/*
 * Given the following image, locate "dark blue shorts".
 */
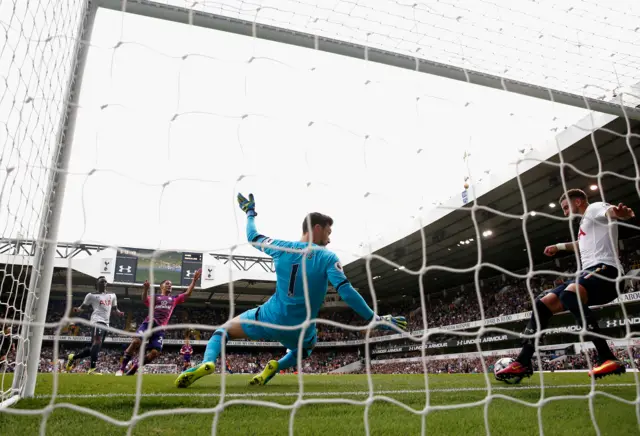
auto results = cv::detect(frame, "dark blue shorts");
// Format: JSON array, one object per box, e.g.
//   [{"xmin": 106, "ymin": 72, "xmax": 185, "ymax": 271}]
[
  {"xmin": 546, "ymin": 264, "xmax": 620, "ymax": 306},
  {"xmin": 136, "ymin": 321, "xmax": 165, "ymax": 351}
]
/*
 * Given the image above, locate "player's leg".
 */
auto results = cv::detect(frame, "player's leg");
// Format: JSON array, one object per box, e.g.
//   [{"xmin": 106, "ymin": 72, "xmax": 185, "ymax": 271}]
[
  {"xmin": 126, "ymin": 332, "xmax": 164, "ymax": 376},
  {"xmin": 182, "ymin": 355, "xmax": 191, "ymax": 371},
  {"xmin": 497, "ymin": 285, "xmax": 565, "ymax": 380},
  {"xmin": 250, "ymin": 330, "xmax": 316, "ymax": 386},
  {"xmin": 87, "ymin": 324, "xmax": 108, "ymax": 375},
  {"xmin": 117, "ymin": 322, "xmax": 146, "ymax": 376},
  {"xmin": 561, "ymin": 266, "xmax": 625, "ymax": 379},
  {"xmin": 125, "ymin": 349, "xmax": 161, "ymax": 375},
  {"xmin": 67, "ymin": 325, "xmax": 101, "ymax": 372},
  {"xmin": 175, "ymin": 311, "xmax": 252, "ymax": 388},
  {"xmin": 66, "ymin": 346, "xmax": 90, "ymax": 372},
  {"xmin": 118, "ymin": 339, "xmax": 141, "ymax": 374},
  {"xmin": 560, "ymin": 284, "xmax": 616, "ymax": 362}
]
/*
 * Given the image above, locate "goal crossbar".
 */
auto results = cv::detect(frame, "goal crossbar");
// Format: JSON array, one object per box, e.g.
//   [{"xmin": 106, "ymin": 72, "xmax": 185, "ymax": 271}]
[{"xmin": 95, "ymin": 0, "xmax": 640, "ymax": 121}]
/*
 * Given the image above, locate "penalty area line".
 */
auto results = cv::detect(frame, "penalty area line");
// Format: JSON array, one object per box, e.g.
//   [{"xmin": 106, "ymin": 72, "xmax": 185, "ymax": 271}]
[{"xmin": 35, "ymin": 383, "xmax": 636, "ymax": 399}]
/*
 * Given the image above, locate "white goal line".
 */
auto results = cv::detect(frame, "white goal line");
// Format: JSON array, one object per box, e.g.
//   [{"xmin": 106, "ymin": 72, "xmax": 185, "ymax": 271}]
[{"xmin": 33, "ymin": 383, "xmax": 636, "ymax": 400}]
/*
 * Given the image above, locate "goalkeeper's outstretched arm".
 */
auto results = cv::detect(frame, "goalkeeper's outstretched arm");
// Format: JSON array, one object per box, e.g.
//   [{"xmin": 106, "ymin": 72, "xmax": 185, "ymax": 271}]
[
  {"xmin": 245, "ymin": 213, "xmax": 286, "ymax": 257},
  {"xmin": 238, "ymin": 191, "xmax": 267, "ymax": 246},
  {"xmin": 327, "ymin": 256, "xmax": 407, "ymax": 331},
  {"xmin": 335, "ymin": 279, "xmax": 375, "ymax": 321},
  {"xmin": 239, "ymin": 193, "xmax": 290, "ymax": 258},
  {"xmin": 246, "ymin": 215, "xmax": 262, "ymax": 246}
]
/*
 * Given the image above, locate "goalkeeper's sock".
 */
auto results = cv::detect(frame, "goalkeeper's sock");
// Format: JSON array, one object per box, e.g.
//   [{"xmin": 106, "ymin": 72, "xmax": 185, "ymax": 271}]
[
  {"xmin": 89, "ymin": 344, "xmax": 100, "ymax": 369},
  {"xmin": 559, "ymin": 290, "xmax": 616, "ymax": 363},
  {"xmin": 277, "ymin": 350, "xmax": 298, "ymax": 371},
  {"xmin": 517, "ymin": 299, "xmax": 553, "ymax": 365},
  {"xmin": 203, "ymin": 329, "xmax": 228, "ymax": 364},
  {"xmin": 120, "ymin": 353, "xmax": 133, "ymax": 372},
  {"xmin": 73, "ymin": 347, "xmax": 91, "ymax": 361}
]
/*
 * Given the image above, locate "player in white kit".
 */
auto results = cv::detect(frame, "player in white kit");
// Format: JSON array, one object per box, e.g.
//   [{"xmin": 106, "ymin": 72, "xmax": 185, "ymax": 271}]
[
  {"xmin": 498, "ymin": 189, "xmax": 634, "ymax": 381},
  {"xmin": 65, "ymin": 276, "xmax": 124, "ymax": 374}
]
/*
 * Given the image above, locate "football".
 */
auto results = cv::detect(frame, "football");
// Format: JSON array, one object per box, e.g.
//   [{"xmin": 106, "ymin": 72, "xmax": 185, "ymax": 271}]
[{"xmin": 494, "ymin": 357, "xmax": 523, "ymax": 384}]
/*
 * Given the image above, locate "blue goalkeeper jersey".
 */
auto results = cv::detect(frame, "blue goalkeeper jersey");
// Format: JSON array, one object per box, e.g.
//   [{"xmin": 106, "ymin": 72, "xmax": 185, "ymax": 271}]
[{"xmin": 245, "ymin": 216, "xmax": 374, "ymax": 327}]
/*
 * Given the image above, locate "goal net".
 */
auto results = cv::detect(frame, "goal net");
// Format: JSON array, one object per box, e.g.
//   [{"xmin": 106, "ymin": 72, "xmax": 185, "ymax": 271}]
[
  {"xmin": 0, "ymin": 0, "xmax": 90, "ymax": 404},
  {"xmin": 1, "ymin": 0, "xmax": 640, "ymax": 434}
]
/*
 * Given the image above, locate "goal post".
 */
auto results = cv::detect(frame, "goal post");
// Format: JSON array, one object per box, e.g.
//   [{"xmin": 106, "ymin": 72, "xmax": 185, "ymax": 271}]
[{"xmin": 6, "ymin": 0, "xmax": 98, "ymax": 401}]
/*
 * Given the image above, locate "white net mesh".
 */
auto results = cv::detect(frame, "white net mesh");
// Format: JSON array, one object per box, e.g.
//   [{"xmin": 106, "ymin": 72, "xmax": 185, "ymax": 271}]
[
  {"xmin": 0, "ymin": 0, "xmax": 87, "ymax": 402},
  {"xmin": 177, "ymin": 0, "xmax": 640, "ymax": 101},
  {"xmin": 1, "ymin": 0, "xmax": 640, "ymax": 434}
]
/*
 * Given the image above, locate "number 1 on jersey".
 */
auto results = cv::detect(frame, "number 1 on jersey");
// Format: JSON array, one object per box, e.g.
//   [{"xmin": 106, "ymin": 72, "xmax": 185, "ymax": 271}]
[{"xmin": 288, "ymin": 264, "xmax": 300, "ymax": 297}]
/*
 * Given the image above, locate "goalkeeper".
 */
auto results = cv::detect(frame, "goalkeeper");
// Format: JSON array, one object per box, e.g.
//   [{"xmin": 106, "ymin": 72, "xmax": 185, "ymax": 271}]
[{"xmin": 175, "ymin": 193, "xmax": 407, "ymax": 387}]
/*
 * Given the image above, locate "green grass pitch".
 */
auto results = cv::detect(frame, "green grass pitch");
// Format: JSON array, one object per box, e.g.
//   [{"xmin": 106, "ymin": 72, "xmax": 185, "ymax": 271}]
[{"xmin": 1, "ymin": 373, "xmax": 638, "ymax": 435}]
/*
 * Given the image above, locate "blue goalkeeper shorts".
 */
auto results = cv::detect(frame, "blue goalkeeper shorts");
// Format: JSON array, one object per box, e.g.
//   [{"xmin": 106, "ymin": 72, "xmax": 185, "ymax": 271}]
[{"xmin": 239, "ymin": 307, "xmax": 317, "ymax": 352}]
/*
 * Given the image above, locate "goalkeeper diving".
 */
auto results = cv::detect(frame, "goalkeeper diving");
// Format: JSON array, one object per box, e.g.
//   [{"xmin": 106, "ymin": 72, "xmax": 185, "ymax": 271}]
[{"xmin": 175, "ymin": 193, "xmax": 407, "ymax": 387}]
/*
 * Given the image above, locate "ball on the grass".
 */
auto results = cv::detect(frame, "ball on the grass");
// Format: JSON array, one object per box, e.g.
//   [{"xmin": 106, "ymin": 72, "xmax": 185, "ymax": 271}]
[{"xmin": 493, "ymin": 357, "xmax": 522, "ymax": 384}]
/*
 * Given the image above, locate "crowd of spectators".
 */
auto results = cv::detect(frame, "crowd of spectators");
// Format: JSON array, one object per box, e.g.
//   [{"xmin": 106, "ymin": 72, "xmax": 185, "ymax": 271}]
[
  {"xmin": 27, "ymin": 345, "xmax": 639, "ymax": 376},
  {"xmin": 3, "ymin": 236, "xmax": 637, "ymax": 379},
  {"xmin": 355, "ymin": 346, "xmax": 640, "ymax": 375},
  {"xmin": 27, "ymin": 345, "xmax": 359, "ymax": 375},
  {"xmin": 40, "ymin": 241, "xmax": 640, "ymax": 344}
]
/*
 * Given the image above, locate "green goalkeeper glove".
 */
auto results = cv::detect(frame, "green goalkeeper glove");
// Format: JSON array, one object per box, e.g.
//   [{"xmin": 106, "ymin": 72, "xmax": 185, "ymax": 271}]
[
  {"xmin": 376, "ymin": 314, "xmax": 408, "ymax": 332},
  {"xmin": 237, "ymin": 193, "xmax": 257, "ymax": 217}
]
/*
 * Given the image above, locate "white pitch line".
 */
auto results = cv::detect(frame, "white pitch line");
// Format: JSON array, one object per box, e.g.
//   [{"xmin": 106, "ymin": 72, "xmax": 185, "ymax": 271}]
[{"xmin": 34, "ymin": 383, "xmax": 636, "ymax": 400}]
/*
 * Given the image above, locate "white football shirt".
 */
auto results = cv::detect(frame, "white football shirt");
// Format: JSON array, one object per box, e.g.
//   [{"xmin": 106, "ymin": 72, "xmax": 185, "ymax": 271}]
[
  {"xmin": 82, "ymin": 292, "xmax": 117, "ymax": 326},
  {"xmin": 578, "ymin": 202, "xmax": 618, "ymax": 269}
]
